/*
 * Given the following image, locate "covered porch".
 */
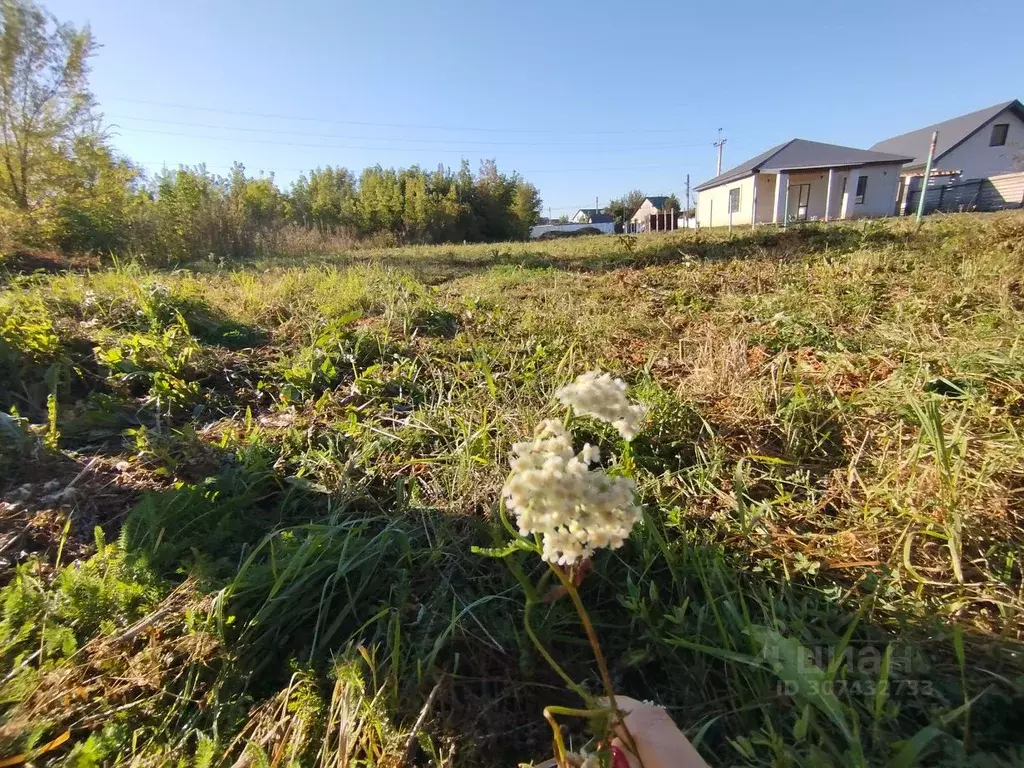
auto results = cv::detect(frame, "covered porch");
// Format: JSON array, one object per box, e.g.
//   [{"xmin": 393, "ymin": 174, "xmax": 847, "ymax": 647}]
[{"xmin": 751, "ymin": 167, "xmax": 855, "ymax": 225}]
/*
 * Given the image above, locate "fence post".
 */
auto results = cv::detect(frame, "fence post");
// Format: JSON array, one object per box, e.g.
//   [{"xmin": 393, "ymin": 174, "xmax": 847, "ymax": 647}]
[{"xmin": 916, "ymin": 130, "xmax": 938, "ymax": 226}]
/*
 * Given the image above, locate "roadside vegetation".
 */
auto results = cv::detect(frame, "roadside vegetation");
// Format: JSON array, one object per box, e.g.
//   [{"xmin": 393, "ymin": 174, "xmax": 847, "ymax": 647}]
[
  {"xmin": 0, "ymin": 0, "xmax": 543, "ymax": 267},
  {"xmin": 2, "ymin": 212, "xmax": 1023, "ymax": 765}
]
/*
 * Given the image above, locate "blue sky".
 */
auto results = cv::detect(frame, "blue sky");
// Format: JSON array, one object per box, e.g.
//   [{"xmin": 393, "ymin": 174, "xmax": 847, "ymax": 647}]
[{"xmin": 50, "ymin": 0, "xmax": 1024, "ymax": 217}]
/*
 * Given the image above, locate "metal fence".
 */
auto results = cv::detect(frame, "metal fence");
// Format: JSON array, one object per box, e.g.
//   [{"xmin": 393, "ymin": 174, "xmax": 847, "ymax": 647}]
[{"xmin": 906, "ymin": 172, "xmax": 1024, "ymax": 215}]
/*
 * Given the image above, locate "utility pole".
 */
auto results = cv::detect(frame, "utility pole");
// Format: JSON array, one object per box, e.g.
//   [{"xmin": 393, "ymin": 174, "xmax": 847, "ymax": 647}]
[
  {"xmin": 685, "ymin": 173, "xmax": 691, "ymax": 229},
  {"xmin": 714, "ymin": 128, "xmax": 727, "ymax": 176},
  {"xmin": 915, "ymin": 130, "xmax": 939, "ymax": 227}
]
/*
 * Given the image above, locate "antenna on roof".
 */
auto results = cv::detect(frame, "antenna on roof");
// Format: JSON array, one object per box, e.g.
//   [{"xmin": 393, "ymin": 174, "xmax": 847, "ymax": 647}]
[{"xmin": 713, "ymin": 128, "xmax": 727, "ymax": 176}]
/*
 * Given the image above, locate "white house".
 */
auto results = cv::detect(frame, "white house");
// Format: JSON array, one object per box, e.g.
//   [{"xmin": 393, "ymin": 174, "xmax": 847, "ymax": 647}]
[
  {"xmin": 570, "ymin": 208, "xmax": 615, "ymax": 225},
  {"xmin": 531, "ymin": 208, "xmax": 616, "ymax": 238},
  {"xmin": 870, "ymin": 99, "xmax": 1024, "ymax": 214},
  {"xmin": 629, "ymin": 196, "xmax": 672, "ymax": 226},
  {"xmin": 694, "ymin": 139, "xmax": 912, "ymax": 227}
]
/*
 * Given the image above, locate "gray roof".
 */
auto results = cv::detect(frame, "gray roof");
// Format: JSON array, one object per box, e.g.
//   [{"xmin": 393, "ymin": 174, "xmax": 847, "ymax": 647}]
[
  {"xmin": 573, "ymin": 208, "xmax": 614, "ymax": 223},
  {"xmin": 870, "ymin": 100, "xmax": 1024, "ymax": 169},
  {"xmin": 694, "ymin": 139, "xmax": 913, "ymax": 191},
  {"xmin": 644, "ymin": 195, "xmax": 670, "ymax": 209}
]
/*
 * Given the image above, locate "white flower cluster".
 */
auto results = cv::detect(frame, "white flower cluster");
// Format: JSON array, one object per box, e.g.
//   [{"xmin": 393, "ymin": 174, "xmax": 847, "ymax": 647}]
[
  {"xmin": 555, "ymin": 371, "xmax": 647, "ymax": 440},
  {"xmin": 503, "ymin": 419, "xmax": 641, "ymax": 566}
]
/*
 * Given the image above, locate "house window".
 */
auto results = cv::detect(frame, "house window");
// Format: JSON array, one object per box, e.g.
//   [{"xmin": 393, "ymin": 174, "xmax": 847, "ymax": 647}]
[
  {"xmin": 990, "ymin": 123, "xmax": 1009, "ymax": 146},
  {"xmin": 855, "ymin": 176, "xmax": 868, "ymax": 204},
  {"xmin": 728, "ymin": 187, "xmax": 740, "ymax": 213}
]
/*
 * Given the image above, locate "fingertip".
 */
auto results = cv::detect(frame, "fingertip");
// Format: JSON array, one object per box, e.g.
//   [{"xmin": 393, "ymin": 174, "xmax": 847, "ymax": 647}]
[{"xmin": 609, "ymin": 739, "xmax": 640, "ymax": 768}]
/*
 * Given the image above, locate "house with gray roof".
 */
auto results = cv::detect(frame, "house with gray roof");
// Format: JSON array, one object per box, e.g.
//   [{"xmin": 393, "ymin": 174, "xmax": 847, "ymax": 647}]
[
  {"xmin": 871, "ymin": 100, "xmax": 1024, "ymax": 214},
  {"xmin": 694, "ymin": 139, "xmax": 912, "ymax": 227},
  {"xmin": 871, "ymin": 100, "xmax": 1024, "ymax": 178},
  {"xmin": 629, "ymin": 196, "xmax": 674, "ymax": 227},
  {"xmin": 570, "ymin": 208, "xmax": 615, "ymax": 224}
]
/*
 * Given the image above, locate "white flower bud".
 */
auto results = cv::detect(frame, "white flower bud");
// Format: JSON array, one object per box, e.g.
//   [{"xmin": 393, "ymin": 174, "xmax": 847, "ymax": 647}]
[{"xmin": 555, "ymin": 371, "xmax": 647, "ymax": 441}]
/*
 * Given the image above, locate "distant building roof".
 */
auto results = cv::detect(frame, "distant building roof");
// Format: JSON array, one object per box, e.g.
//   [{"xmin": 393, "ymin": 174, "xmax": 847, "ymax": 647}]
[
  {"xmin": 870, "ymin": 99, "xmax": 1024, "ymax": 169},
  {"xmin": 573, "ymin": 208, "xmax": 614, "ymax": 223},
  {"xmin": 628, "ymin": 196, "xmax": 675, "ymax": 220},
  {"xmin": 694, "ymin": 139, "xmax": 913, "ymax": 191}
]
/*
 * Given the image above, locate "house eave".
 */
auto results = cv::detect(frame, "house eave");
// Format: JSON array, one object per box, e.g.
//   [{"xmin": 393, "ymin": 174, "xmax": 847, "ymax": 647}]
[
  {"xmin": 695, "ymin": 154, "xmax": 912, "ymax": 192},
  {"xmin": 693, "ymin": 171, "xmax": 753, "ymax": 192}
]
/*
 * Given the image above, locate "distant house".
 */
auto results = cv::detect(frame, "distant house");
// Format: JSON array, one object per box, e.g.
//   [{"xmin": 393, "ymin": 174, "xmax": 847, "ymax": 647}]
[
  {"xmin": 570, "ymin": 208, "xmax": 615, "ymax": 224},
  {"xmin": 694, "ymin": 139, "xmax": 912, "ymax": 227},
  {"xmin": 531, "ymin": 208, "xmax": 616, "ymax": 238},
  {"xmin": 629, "ymin": 196, "xmax": 672, "ymax": 226},
  {"xmin": 870, "ymin": 99, "xmax": 1024, "ymax": 214}
]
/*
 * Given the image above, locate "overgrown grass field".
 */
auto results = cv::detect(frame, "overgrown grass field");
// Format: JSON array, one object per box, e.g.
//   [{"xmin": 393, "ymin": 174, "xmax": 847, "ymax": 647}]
[{"xmin": 2, "ymin": 213, "xmax": 1023, "ymax": 766}]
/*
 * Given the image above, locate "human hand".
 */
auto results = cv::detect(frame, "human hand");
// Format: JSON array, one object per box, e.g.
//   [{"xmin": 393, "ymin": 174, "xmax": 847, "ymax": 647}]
[{"xmin": 605, "ymin": 696, "xmax": 708, "ymax": 768}]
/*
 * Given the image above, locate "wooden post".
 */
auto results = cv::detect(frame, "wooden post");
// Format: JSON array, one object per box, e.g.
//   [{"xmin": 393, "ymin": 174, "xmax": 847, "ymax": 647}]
[{"xmin": 709, "ymin": 199, "xmax": 713, "ymax": 228}]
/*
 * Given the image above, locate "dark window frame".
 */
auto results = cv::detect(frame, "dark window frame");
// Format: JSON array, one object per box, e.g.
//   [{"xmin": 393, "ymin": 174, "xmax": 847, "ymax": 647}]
[
  {"xmin": 790, "ymin": 182, "xmax": 811, "ymax": 220},
  {"xmin": 855, "ymin": 175, "xmax": 868, "ymax": 204},
  {"xmin": 728, "ymin": 187, "xmax": 741, "ymax": 213},
  {"xmin": 990, "ymin": 123, "xmax": 1009, "ymax": 147}
]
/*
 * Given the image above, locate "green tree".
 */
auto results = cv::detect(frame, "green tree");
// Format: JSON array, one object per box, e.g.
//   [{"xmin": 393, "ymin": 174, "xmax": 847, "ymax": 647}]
[
  {"xmin": 604, "ymin": 189, "xmax": 645, "ymax": 223},
  {"xmin": 287, "ymin": 166, "xmax": 357, "ymax": 231},
  {"xmin": 512, "ymin": 180, "xmax": 541, "ymax": 234},
  {"xmin": 358, "ymin": 165, "xmax": 403, "ymax": 235},
  {"xmin": 0, "ymin": 0, "xmax": 96, "ymax": 213},
  {"xmin": 662, "ymin": 193, "xmax": 681, "ymax": 212},
  {"xmin": 51, "ymin": 136, "xmax": 140, "ymax": 253},
  {"xmin": 230, "ymin": 163, "xmax": 283, "ymax": 230}
]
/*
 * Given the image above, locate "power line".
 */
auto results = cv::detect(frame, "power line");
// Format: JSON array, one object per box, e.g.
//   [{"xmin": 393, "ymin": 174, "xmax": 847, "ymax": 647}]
[
  {"xmin": 108, "ymin": 114, "xmax": 706, "ymax": 149},
  {"xmin": 114, "ymin": 126, "xmax": 701, "ymax": 155},
  {"xmin": 134, "ymin": 159, "xmax": 681, "ymax": 175},
  {"xmin": 105, "ymin": 96, "xmax": 701, "ymax": 136}
]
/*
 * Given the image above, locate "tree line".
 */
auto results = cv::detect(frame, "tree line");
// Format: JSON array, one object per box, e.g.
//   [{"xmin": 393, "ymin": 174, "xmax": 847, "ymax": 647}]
[{"xmin": 0, "ymin": 0, "xmax": 542, "ymax": 263}]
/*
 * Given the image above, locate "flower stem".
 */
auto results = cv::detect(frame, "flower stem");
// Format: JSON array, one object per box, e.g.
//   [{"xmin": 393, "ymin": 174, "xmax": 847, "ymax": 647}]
[
  {"xmin": 544, "ymin": 706, "xmax": 570, "ymax": 768},
  {"xmin": 544, "ymin": 705, "xmax": 618, "ymax": 768},
  {"xmin": 549, "ymin": 564, "xmax": 617, "ymax": 707},
  {"xmin": 549, "ymin": 562, "xmax": 646, "ymax": 768},
  {"xmin": 524, "ymin": 599, "xmax": 590, "ymax": 700}
]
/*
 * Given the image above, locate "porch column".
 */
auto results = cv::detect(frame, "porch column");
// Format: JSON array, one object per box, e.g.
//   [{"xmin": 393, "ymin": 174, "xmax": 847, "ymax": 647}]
[
  {"xmin": 824, "ymin": 168, "xmax": 835, "ymax": 222},
  {"xmin": 751, "ymin": 174, "xmax": 758, "ymax": 229},
  {"xmin": 773, "ymin": 171, "xmax": 788, "ymax": 225},
  {"xmin": 825, "ymin": 168, "xmax": 845, "ymax": 221},
  {"xmin": 841, "ymin": 169, "xmax": 861, "ymax": 219}
]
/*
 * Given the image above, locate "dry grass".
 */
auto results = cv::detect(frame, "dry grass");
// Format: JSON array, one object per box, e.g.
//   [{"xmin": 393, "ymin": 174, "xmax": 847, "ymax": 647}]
[{"xmin": 1, "ymin": 212, "xmax": 1024, "ymax": 765}]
